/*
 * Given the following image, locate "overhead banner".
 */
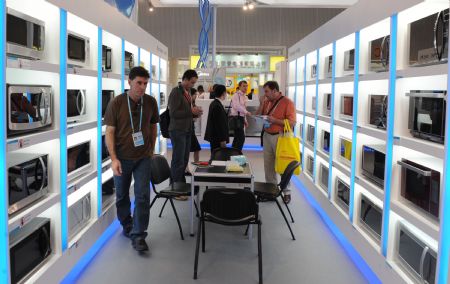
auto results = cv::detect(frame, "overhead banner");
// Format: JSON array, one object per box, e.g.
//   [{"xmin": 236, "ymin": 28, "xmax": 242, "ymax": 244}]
[{"xmin": 104, "ymin": 0, "xmax": 138, "ymax": 23}]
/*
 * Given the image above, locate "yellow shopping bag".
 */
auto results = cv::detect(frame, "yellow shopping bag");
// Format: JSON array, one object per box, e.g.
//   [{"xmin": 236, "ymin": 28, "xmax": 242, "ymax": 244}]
[{"xmin": 275, "ymin": 120, "xmax": 301, "ymax": 175}]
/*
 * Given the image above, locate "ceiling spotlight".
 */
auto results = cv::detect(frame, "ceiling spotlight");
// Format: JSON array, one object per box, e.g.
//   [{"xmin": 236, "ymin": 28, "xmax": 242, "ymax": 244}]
[
  {"xmin": 248, "ymin": 2, "xmax": 254, "ymax": 9},
  {"xmin": 243, "ymin": 4, "xmax": 248, "ymax": 11},
  {"xmin": 148, "ymin": 1, "xmax": 154, "ymax": 12}
]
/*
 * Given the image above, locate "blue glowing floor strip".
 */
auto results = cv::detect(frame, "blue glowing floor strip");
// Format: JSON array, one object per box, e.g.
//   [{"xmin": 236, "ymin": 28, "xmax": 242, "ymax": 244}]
[
  {"xmin": 292, "ymin": 177, "xmax": 381, "ymax": 284},
  {"xmin": 60, "ymin": 220, "xmax": 121, "ymax": 284},
  {"xmin": 349, "ymin": 31, "xmax": 360, "ymax": 223},
  {"xmin": 312, "ymin": 49, "xmax": 320, "ymax": 181},
  {"xmin": 301, "ymin": 56, "xmax": 307, "ymax": 170},
  {"xmin": 121, "ymin": 38, "xmax": 125, "ymax": 93},
  {"xmin": 0, "ymin": 0, "xmax": 9, "ymax": 282},
  {"xmin": 60, "ymin": 8, "xmax": 69, "ymax": 251},
  {"xmin": 327, "ymin": 41, "xmax": 337, "ymax": 200},
  {"xmin": 381, "ymin": 14, "xmax": 397, "ymax": 258},
  {"xmin": 97, "ymin": 27, "xmax": 103, "ymax": 218},
  {"xmin": 167, "ymin": 143, "xmax": 262, "ymax": 151}
]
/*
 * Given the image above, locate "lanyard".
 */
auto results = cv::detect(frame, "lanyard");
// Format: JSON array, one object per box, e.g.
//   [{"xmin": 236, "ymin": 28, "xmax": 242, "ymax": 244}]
[{"xmin": 127, "ymin": 94, "xmax": 143, "ymax": 133}]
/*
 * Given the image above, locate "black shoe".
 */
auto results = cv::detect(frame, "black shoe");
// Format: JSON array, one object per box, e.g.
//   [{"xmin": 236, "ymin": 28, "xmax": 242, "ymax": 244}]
[
  {"xmin": 132, "ymin": 238, "xmax": 149, "ymax": 252},
  {"xmin": 123, "ymin": 223, "xmax": 133, "ymax": 238}
]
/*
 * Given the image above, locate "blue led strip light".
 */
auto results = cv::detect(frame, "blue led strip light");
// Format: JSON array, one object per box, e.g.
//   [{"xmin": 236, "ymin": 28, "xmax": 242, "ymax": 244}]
[
  {"xmin": 0, "ymin": 0, "xmax": 9, "ymax": 282},
  {"xmin": 149, "ymin": 52, "xmax": 153, "ymax": 94},
  {"xmin": 327, "ymin": 41, "xmax": 337, "ymax": 200},
  {"xmin": 301, "ymin": 56, "xmax": 307, "ymax": 170},
  {"xmin": 381, "ymin": 14, "xmax": 398, "ymax": 258},
  {"xmin": 97, "ymin": 27, "xmax": 103, "ymax": 217},
  {"xmin": 312, "ymin": 49, "xmax": 320, "ymax": 181},
  {"xmin": 121, "ymin": 38, "xmax": 125, "ymax": 93},
  {"xmin": 348, "ymin": 31, "xmax": 360, "ymax": 223},
  {"xmin": 60, "ymin": 8, "xmax": 69, "ymax": 251},
  {"xmin": 137, "ymin": 47, "xmax": 141, "ymax": 68},
  {"xmin": 293, "ymin": 59, "xmax": 298, "ymax": 136},
  {"xmin": 292, "ymin": 177, "xmax": 381, "ymax": 284}
]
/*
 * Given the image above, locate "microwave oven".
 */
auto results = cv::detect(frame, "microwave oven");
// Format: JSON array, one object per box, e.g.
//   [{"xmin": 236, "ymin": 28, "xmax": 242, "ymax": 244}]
[
  {"xmin": 361, "ymin": 144, "xmax": 386, "ymax": 188},
  {"xmin": 396, "ymin": 224, "xmax": 437, "ymax": 284},
  {"xmin": 102, "ymin": 90, "xmax": 115, "ymax": 119},
  {"xmin": 335, "ymin": 177, "xmax": 350, "ymax": 213},
  {"xmin": 125, "ymin": 51, "xmax": 134, "ymax": 75},
  {"xmin": 322, "ymin": 130, "xmax": 330, "ymax": 153},
  {"xmin": 102, "ymin": 178, "xmax": 115, "ymax": 196},
  {"xmin": 307, "ymin": 124, "xmax": 315, "ymax": 146},
  {"xmin": 9, "ymin": 217, "xmax": 51, "ymax": 284},
  {"xmin": 67, "ymin": 31, "xmax": 90, "ymax": 67},
  {"xmin": 311, "ymin": 64, "xmax": 317, "ymax": 79},
  {"xmin": 324, "ymin": 93, "xmax": 331, "ymax": 116},
  {"xmin": 101, "ymin": 134, "xmax": 110, "ymax": 162},
  {"xmin": 359, "ymin": 195, "xmax": 382, "ymax": 241},
  {"xmin": 7, "ymin": 84, "xmax": 52, "ymax": 137},
  {"xmin": 369, "ymin": 95, "xmax": 388, "ymax": 129},
  {"xmin": 6, "ymin": 8, "xmax": 45, "ymax": 60},
  {"xmin": 325, "ymin": 55, "xmax": 333, "ymax": 78},
  {"xmin": 339, "ymin": 136, "xmax": 352, "ymax": 167},
  {"xmin": 319, "ymin": 163, "xmax": 329, "ymax": 192},
  {"xmin": 102, "ymin": 45, "xmax": 112, "ymax": 72},
  {"xmin": 306, "ymin": 155, "xmax": 314, "ymax": 177},
  {"xmin": 67, "ymin": 89, "xmax": 87, "ymax": 123},
  {"xmin": 369, "ymin": 35, "xmax": 390, "ymax": 72},
  {"xmin": 340, "ymin": 94, "xmax": 353, "ymax": 121},
  {"xmin": 312, "ymin": 96, "xmax": 316, "ymax": 111},
  {"xmin": 68, "ymin": 141, "xmax": 91, "ymax": 181},
  {"xmin": 409, "ymin": 9, "xmax": 448, "ymax": 66},
  {"xmin": 407, "ymin": 90, "xmax": 446, "ymax": 144},
  {"xmin": 344, "ymin": 49, "xmax": 355, "ymax": 71},
  {"xmin": 8, "ymin": 153, "xmax": 48, "ymax": 215},
  {"xmin": 68, "ymin": 194, "xmax": 91, "ymax": 239},
  {"xmin": 398, "ymin": 158, "xmax": 440, "ymax": 220}
]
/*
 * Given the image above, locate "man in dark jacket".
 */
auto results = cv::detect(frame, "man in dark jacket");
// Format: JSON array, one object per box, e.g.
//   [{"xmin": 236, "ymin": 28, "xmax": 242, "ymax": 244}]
[{"xmin": 204, "ymin": 84, "xmax": 229, "ymax": 153}]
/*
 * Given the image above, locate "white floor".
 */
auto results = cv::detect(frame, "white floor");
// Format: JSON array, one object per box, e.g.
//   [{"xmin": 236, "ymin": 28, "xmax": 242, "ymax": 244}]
[{"xmin": 74, "ymin": 150, "xmax": 368, "ymax": 284}]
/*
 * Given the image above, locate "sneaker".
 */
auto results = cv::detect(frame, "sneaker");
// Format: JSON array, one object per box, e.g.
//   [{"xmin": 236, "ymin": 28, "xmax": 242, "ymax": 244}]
[
  {"xmin": 123, "ymin": 223, "xmax": 133, "ymax": 238},
  {"xmin": 283, "ymin": 194, "xmax": 291, "ymax": 204},
  {"xmin": 132, "ymin": 238, "xmax": 149, "ymax": 252}
]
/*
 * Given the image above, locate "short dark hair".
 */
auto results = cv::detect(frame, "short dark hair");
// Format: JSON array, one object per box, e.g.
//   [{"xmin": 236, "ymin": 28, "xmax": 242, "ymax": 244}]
[
  {"xmin": 190, "ymin": 88, "xmax": 197, "ymax": 96},
  {"xmin": 213, "ymin": 85, "xmax": 226, "ymax": 98},
  {"xmin": 129, "ymin": 66, "xmax": 150, "ymax": 80},
  {"xmin": 238, "ymin": 80, "xmax": 247, "ymax": 87},
  {"xmin": 198, "ymin": 85, "xmax": 204, "ymax": 92},
  {"xmin": 182, "ymin": 69, "xmax": 198, "ymax": 81},
  {"xmin": 263, "ymin": 81, "xmax": 280, "ymax": 91}
]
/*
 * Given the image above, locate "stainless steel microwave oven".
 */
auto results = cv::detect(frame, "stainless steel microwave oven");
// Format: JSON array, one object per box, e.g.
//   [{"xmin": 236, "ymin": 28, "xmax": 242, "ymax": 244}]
[
  {"xmin": 67, "ymin": 89, "xmax": 87, "ymax": 123},
  {"xmin": 307, "ymin": 124, "xmax": 315, "ymax": 146},
  {"xmin": 340, "ymin": 94, "xmax": 353, "ymax": 121},
  {"xmin": 325, "ymin": 55, "xmax": 333, "ymax": 78},
  {"xmin": 361, "ymin": 144, "xmax": 386, "ymax": 188},
  {"xmin": 335, "ymin": 177, "xmax": 350, "ymax": 213},
  {"xmin": 102, "ymin": 45, "xmax": 112, "ymax": 72},
  {"xmin": 68, "ymin": 141, "xmax": 91, "ymax": 182},
  {"xmin": 369, "ymin": 95, "xmax": 388, "ymax": 129},
  {"xmin": 125, "ymin": 51, "xmax": 134, "ymax": 75},
  {"xmin": 319, "ymin": 163, "xmax": 329, "ymax": 192},
  {"xmin": 8, "ymin": 153, "xmax": 48, "ymax": 215},
  {"xmin": 359, "ymin": 195, "xmax": 382, "ymax": 241},
  {"xmin": 344, "ymin": 49, "xmax": 355, "ymax": 71},
  {"xmin": 306, "ymin": 155, "xmax": 314, "ymax": 177},
  {"xmin": 7, "ymin": 84, "xmax": 52, "ymax": 137},
  {"xmin": 322, "ymin": 130, "xmax": 330, "ymax": 154},
  {"xmin": 67, "ymin": 31, "xmax": 90, "ymax": 67},
  {"xmin": 68, "ymin": 194, "xmax": 91, "ymax": 239},
  {"xmin": 369, "ymin": 36, "xmax": 390, "ymax": 72},
  {"xmin": 6, "ymin": 8, "xmax": 45, "ymax": 60},
  {"xmin": 324, "ymin": 93, "xmax": 331, "ymax": 116}
]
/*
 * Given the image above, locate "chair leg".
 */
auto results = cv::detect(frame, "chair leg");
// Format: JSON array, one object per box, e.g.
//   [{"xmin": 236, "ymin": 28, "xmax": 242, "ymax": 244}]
[
  {"xmin": 159, "ymin": 198, "xmax": 169, "ymax": 218},
  {"xmin": 169, "ymin": 198, "xmax": 185, "ymax": 240},
  {"xmin": 275, "ymin": 199, "xmax": 296, "ymax": 240},
  {"xmin": 283, "ymin": 198, "xmax": 295, "ymax": 223},
  {"xmin": 149, "ymin": 195, "xmax": 159, "ymax": 209},
  {"xmin": 194, "ymin": 200, "xmax": 200, "ymax": 217},
  {"xmin": 193, "ymin": 216, "xmax": 202, "ymax": 279},
  {"xmin": 244, "ymin": 224, "xmax": 250, "ymax": 236},
  {"xmin": 201, "ymin": 219, "xmax": 206, "ymax": 252},
  {"xmin": 258, "ymin": 222, "xmax": 263, "ymax": 284}
]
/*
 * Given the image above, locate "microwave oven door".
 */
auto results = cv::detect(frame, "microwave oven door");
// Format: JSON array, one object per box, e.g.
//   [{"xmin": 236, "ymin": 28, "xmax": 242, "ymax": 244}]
[
  {"xmin": 8, "ymin": 85, "xmax": 52, "ymax": 135},
  {"xmin": 319, "ymin": 165, "xmax": 329, "ymax": 191},
  {"xmin": 360, "ymin": 197, "xmax": 382, "ymax": 240},
  {"xmin": 341, "ymin": 96, "xmax": 353, "ymax": 120},
  {"xmin": 67, "ymin": 90, "xmax": 86, "ymax": 122},
  {"xmin": 68, "ymin": 195, "xmax": 91, "ymax": 239},
  {"xmin": 369, "ymin": 95, "xmax": 388, "ymax": 129},
  {"xmin": 102, "ymin": 178, "xmax": 115, "ymax": 195},
  {"xmin": 67, "ymin": 141, "xmax": 91, "ymax": 181},
  {"xmin": 67, "ymin": 32, "xmax": 90, "ymax": 67},
  {"xmin": 101, "ymin": 135, "xmax": 110, "ymax": 162},
  {"xmin": 102, "ymin": 45, "xmax": 112, "ymax": 71},
  {"xmin": 102, "ymin": 90, "xmax": 114, "ymax": 118},
  {"xmin": 336, "ymin": 179, "xmax": 350, "ymax": 212},
  {"xmin": 369, "ymin": 36, "xmax": 390, "ymax": 72}
]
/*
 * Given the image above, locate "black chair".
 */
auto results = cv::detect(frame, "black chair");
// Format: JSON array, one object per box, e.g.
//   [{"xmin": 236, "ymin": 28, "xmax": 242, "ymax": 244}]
[
  {"xmin": 210, "ymin": 147, "xmax": 243, "ymax": 161},
  {"xmin": 194, "ymin": 188, "xmax": 263, "ymax": 284},
  {"xmin": 247, "ymin": 161, "xmax": 300, "ymax": 240},
  {"xmin": 149, "ymin": 155, "xmax": 199, "ymax": 240}
]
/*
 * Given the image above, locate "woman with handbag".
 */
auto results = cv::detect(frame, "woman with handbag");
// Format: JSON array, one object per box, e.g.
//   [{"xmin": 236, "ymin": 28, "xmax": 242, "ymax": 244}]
[{"xmin": 204, "ymin": 85, "xmax": 229, "ymax": 154}]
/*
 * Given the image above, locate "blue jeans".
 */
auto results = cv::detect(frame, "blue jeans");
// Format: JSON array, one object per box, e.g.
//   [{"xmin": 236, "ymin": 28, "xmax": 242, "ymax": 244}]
[
  {"xmin": 113, "ymin": 157, "xmax": 151, "ymax": 239},
  {"xmin": 169, "ymin": 129, "xmax": 191, "ymax": 182}
]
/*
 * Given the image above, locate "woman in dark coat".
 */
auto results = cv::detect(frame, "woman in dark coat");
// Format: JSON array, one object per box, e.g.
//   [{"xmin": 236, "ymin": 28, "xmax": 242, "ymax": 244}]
[{"xmin": 204, "ymin": 85, "xmax": 229, "ymax": 154}]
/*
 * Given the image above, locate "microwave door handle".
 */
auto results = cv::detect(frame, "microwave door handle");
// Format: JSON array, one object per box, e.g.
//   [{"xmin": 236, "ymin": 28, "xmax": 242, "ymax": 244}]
[
  {"xmin": 380, "ymin": 36, "xmax": 386, "ymax": 67},
  {"xmin": 41, "ymin": 89, "xmax": 49, "ymax": 125},
  {"xmin": 80, "ymin": 90, "xmax": 86, "ymax": 115},
  {"xmin": 434, "ymin": 11, "xmax": 443, "ymax": 61},
  {"xmin": 84, "ymin": 196, "xmax": 91, "ymax": 220},
  {"xmin": 420, "ymin": 246, "xmax": 429, "ymax": 282},
  {"xmin": 76, "ymin": 91, "xmax": 82, "ymax": 115},
  {"xmin": 38, "ymin": 157, "xmax": 47, "ymax": 192},
  {"xmin": 397, "ymin": 161, "xmax": 432, "ymax": 176},
  {"xmin": 41, "ymin": 226, "xmax": 52, "ymax": 258}
]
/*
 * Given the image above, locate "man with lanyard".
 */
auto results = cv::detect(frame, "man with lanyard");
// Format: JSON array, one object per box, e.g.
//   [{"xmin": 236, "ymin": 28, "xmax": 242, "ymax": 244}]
[
  {"xmin": 230, "ymin": 80, "xmax": 251, "ymax": 151},
  {"xmin": 256, "ymin": 81, "xmax": 296, "ymax": 204},
  {"xmin": 168, "ymin": 69, "xmax": 203, "ymax": 182},
  {"xmin": 104, "ymin": 66, "xmax": 159, "ymax": 252}
]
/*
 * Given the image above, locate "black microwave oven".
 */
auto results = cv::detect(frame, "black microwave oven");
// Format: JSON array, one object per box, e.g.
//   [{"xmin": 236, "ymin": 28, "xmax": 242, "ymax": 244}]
[
  {"xmin": 306, "ymin": 155, "xmax": 314, "ymax": 177},
  {"xmin": 409, "ymin": 9, "xmax": 448, "ymax": 66},
  {"xmin": 101, "ymin": 134, "xmax": 110, "ymax": 162},
  {"xmin": 322, "ymin": 130, "xmax": 330, "ymax": 153},
  {"xmin": 8, "ymin": 153, "xmax": 48, "ymax": 215},
  {"xmin": 361, "ymin": 144, "xmax": 385, "ymax": 188},
  {"xmin": 125, "ymin": 51, "xmax": 134, "ymax": 75},
  {"xmin": 67, "ymin": 31, "xmax": 90, "ymax": 67},
  {"xmin": 398, "ymin": 158, "xmax": 440, "ymax": 220},
  {"xmin": 10, "ymin": 217, "xmax": 51, "ymax": 284},
  {"xmin": 7, "ymin": 84, "xmax": 52, "ymax": 137},
  {"xmin": 324, "ymin": 93, "xmax": 331, "ymax": 116},
  {"xmin": 335, "ymin": 177, "xmax": 350, "ymax": 213},
  {"xmin": 340, "ymin": 94, "xmax": 353, "ymax": 121},
  {"xmin": 407, "ymin": 90, "xmax": 446, "ymax": 144},
  {"xmin": 359, "ymin": 195, "xmax": 382, "ymax": 241},
  {"xmin": 102, "ymin": 45, "xmax": 112, "ymax": 72},
  {"xmin": 369, "ymin": 35, "xmax": 390, "ymax": 72},
  {"xmin": 344, "ymin": 49, "xmax": 355, "ymax": 71},
  {"xmin": 102, "ymin": 178, "xmax": 115, "ymax": 196},
  {"xmin": 369, "ymin": 95, "xmax": 388, "ymax": 129},
  {"xmin": 68, "ymin": 141, "xmax": 91, "ymax": 181},
  {"xmin": 319, "ymin": 163, "xmax": 329, "ymax": 192},
  {"xmin": 6, "ymin": 8, "xmax": 45, "ymax": 60},
  {"xmin": 67, "ymin": 89, "xmax": 86, "ymax": 123},
  {"xmin": 102, "ymin": 90, "xmax": 115, "ymax": 119}
]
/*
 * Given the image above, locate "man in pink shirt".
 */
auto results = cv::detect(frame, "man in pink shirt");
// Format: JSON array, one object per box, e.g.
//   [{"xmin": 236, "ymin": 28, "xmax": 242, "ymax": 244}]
[{"xmin": 230, "ymin": 80, "xmax": 251, "ymax": 150}]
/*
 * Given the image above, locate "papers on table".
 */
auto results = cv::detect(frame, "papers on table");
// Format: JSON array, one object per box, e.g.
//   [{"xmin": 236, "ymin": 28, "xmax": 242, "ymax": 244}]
[{"xmin": 211, "ymin": 160, "xmax": 227, "ymax": 166}]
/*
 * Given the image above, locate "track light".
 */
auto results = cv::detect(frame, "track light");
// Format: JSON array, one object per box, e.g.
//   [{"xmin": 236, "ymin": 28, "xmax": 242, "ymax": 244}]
[
  {"xmin": 148, "ymin": 0, "xmax": 154, "ymax": 12},
  {"xmin": 243, "ymin": 4, "xmax": 248, "ymax": 10},
  {"xmin": 249, "ymin": 2, "xmax": 254, "ymax": 9},
  {"xmin": 243, "ymin": 1, "xmax": 255, "ymax": 11}
]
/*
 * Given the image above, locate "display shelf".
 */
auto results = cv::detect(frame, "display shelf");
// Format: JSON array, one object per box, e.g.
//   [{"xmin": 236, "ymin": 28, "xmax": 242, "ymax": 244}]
[
  {"xmin": 305, "ymin": 112, "xmax": 315, "ymax": 119},
  {"xmin": 358, "ymin": 125, "xmax": 386, "ymax": 141},
  {"xmin": 6, "ymin": 129, "xmax": 59, "ymax": 152},
  {"xmin": 353, "ymin": 222, "xmax": 382, "ymax": 253},
  {"xmin": 334, "ymin": 119, "xmax": 353, "ymax": 131},
  {"xmin": 394, "ymin": 136, "xmax": 444, "ymax": 159},
  {"xmin": 355, "ymin": 176, "xmax": 384, "ymax": 202},
  {"xmin": 24, "ymin": 253, "xmax": 62, "ymax": 284},
  {"xmin": 67, "ymin": 66, "xmax": 98, "ymax": 77},
  {"xmin": 332, "ymin": 160, "xmax": 351, "ymax": 177},
  {"xmin": 67, "ymin": 121, "xmax": 98, "ymax": 136},
  {"xmin": 67, "ymin": 170, "xmax": 97, "ymax": 196},
  {"xmin": 102, "ymin": 72, "xmax": 121, "ymax": 80},
  {"xmin": 318, "ymin": 114, "xmax": 331, "ymax": 124},
  {"xmin": 334, "ymin": 76, "xmax": 354, "ymax": 84},
  {"xmin": 7, "ymin": 57, "xmax": 59, "ymax": 73},
  {"xmin": 316, "ymin": 149, "xmax": 329, "ymax": 161},
  {"xmin": 8, "ymin": 193, "xmax": 60, "ymax": 232},
  {"xmin": 305, "ymin": 79, "xmax": 316, "ymax": 86},
  {"xmin": 305, "ymin": 142, "xmax": 314, "ymax": 152},
  {"xmin": 396, "ymin": 63, "xmax": 447, "ymax": 79},
  {"xmin": 318, "ymin": 78, "xmax": 333, "ymax": 85},
  {"xmin": 391, "ymin": 200, "xmax": 440, "ymax": 242},
  {"xmin": 296, "ymin": 110, "xmax": 304, "ymax": 115},
  {"xmin": 358, "ymin": 72, "xmax": 389, "ymax": 82}
]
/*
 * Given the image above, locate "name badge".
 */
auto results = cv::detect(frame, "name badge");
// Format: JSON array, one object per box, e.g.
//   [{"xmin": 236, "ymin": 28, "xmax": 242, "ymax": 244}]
[{"xmin": 132, "ymin": 131, "xmax": 144, "ymax": 147}]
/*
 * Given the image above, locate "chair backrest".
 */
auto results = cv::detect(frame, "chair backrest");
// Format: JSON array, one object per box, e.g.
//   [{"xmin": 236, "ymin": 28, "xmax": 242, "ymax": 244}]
[
  {"xmin": 211, "ymin": 147, "xmax": 243, "ymax": 161},
  {"xmin": 201, "ymin": 188, "xmax": 258, "ymax": 224},
  {"xmin": 149, "ymin": 155, "xmax": 171, "ymax": 185},
  {"xmin": 279, "ymin": 161, "xmax": 301, "ymax": 190}
]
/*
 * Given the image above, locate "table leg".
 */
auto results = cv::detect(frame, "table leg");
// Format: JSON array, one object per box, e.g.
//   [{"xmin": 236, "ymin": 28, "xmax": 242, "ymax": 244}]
[
  {"xmin": 248, "ymin": 177, "xmax": 254, "ymax": 240},
  {"xmin": 190, "ymin": 177, "xmax": 195, "ymax": 236}
]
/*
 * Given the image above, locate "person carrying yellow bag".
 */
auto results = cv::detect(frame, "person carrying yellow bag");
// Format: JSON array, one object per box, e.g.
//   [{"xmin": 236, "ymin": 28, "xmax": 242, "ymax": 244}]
[{"xmin": 275, "ymin": 120, "xmax": 301, "ymax": 175}]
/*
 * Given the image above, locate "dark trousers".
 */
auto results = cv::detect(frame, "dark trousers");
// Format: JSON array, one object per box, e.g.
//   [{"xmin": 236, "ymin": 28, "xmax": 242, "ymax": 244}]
[
  {"xmin": 113, "ymin": 157, "xmax": 151, "ymax": 239},
  {"xmin": 232, "ymin": 117, "xmax": 245, "ymax": 151},
  {"xmin": 210, "ymin": 141, "xmax": 221, "ymax": 154},
  {"xmin": 170, "ymin": 129, "xmax": 191, "ymax": 182}
]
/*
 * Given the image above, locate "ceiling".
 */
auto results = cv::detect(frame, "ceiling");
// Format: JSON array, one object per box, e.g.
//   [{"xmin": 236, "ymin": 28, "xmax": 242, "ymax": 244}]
[{"xmin": 152, "ymin": 0, "xmax": 357, "ymax": 8}]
